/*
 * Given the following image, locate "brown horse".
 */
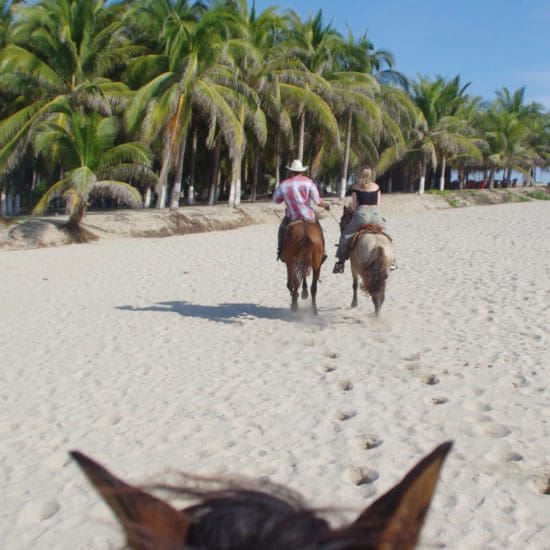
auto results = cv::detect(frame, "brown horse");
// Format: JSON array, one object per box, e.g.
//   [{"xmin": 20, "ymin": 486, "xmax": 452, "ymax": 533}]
[
  {"xmin": 281, "ymin": 220, "xmax": 324, "ymax": 315},
  {"xmin": 72, "ymin": 441, "xmax": 452, "ymax": 549},
  {"xmin": 341, "ymin": 206, "xmax": 394, "ymax": 315}
]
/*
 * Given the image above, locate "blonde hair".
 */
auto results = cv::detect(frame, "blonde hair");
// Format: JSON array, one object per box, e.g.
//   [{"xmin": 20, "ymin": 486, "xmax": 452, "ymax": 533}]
[{"xmin": 359, "ymin": 167, "xmax": 375, "ymax": 188}]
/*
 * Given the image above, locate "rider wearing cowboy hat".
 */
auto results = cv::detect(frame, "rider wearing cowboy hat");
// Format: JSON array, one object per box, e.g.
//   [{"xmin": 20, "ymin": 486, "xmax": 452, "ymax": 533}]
[{"xmin": 273, "ymin": 159, "xmax": 330, "ymax": 262}]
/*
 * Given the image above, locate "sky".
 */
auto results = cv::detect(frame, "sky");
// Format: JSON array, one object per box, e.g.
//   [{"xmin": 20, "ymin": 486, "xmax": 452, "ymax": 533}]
[{"xmin": 252, "ymin": 0, "xmax": 550, "ymax": 109}]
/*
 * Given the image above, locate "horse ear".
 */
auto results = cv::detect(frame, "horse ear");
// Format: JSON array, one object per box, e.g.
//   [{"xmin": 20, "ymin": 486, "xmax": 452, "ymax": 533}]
[
  {"xmin": 70, "ymin": 451, "xmax": 190, "ymax": 549},
  {"xmin": 351, "ymin": 441, "xmax": 452, "ymax": 549}
]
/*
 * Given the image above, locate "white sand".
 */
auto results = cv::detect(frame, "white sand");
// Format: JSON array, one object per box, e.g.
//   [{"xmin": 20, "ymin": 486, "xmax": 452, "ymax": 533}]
[{"xmin": 1, "ymin": 200, "xmax": 549, "ymax": 549}]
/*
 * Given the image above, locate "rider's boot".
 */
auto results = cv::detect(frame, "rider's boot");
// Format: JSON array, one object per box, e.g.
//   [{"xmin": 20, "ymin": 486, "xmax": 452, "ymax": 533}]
[{"xmin": 333, "ymin": 260, "xmax": 345, "ymax": 274}]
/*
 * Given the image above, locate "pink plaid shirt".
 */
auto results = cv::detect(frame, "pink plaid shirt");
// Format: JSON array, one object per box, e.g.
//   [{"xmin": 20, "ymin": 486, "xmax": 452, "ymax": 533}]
[{"xmin": 273, "ymin": 175, "xmax": 321, "ymax": 221}]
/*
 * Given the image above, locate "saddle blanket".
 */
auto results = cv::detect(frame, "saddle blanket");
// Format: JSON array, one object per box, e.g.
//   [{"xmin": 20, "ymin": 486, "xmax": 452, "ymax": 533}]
[{"xmin": 350, "ymin": 224, "xmax": 392, "ymax": 250}]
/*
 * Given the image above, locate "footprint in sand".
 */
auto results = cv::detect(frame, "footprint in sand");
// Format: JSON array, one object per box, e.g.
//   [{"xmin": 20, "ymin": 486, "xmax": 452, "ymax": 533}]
[
  {"xmin": 511, "ymin": 375, "xmax": 528, "ymax": 388},
  {"xmin": 532, "ymin": 465, "xmax": 550, "ymax": 495},
  {"xmin": 478, "ymin": 422, "xmax": 511, "ymax": 438},
  {"xmin": 18, "ymin": 499, "xmax": 60, "ymax": 524},
  {"xmin": 334, "ymin": 410, "xmax": 357, "ymax": 421},
  {"xmin": 417, "ymin": 373, "xmax": 439, "ymax": 385},
  {"xmin": 320, "ymin": 364, "xmax": 337, "ymax": 373},
  {"xmin": 348, "ymin": 433, "xmax": 382, "ymax": 450},
  {"xmin": 489, "ymin": 448, "xmax": 524, "ymax": 463},
  {"xmin": 325, "ymin": 351, "xmax": 340, "ymax": 359},
  {"xmin": 337, "ymin": 380, "xmax": 353, "ymax": 391},
  {"xmin": 346, "ymin": 466, "xmax": 379, "ymax": 486},
  {"xmin": 431, "ymin": 396, "xmax": 448, "ymax": 405}
]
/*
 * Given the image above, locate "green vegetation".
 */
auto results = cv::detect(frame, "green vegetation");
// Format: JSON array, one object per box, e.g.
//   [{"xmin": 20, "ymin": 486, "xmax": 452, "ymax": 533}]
[
  {"xmin": 527, "ymin": 190, "xmax": 550, "ymax": 200},
  {"xmin": 0, "ymin": 0, "xmax": 548, "ymax": 226}
]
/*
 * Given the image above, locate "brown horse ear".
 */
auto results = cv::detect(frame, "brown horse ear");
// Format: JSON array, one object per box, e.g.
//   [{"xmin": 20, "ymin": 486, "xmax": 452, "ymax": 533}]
[
  {"xmin": 70, "ymin": 451, "xmax": 190, "ymax": 549},
  {"xmin": 351, "ymin": 441, "xmax": 452, "ymax": 549}
]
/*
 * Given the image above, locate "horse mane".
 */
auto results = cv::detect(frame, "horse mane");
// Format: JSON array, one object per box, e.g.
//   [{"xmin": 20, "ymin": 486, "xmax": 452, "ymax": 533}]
[{"xmin": 71, "ymin": 442, "xmax": 452, "ymax": 549}]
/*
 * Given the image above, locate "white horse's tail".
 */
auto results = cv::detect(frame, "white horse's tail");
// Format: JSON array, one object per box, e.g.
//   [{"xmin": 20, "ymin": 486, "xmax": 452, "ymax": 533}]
[{"xmin": 359, "ymin": 246, "xmax": 389, "ymax": 296}]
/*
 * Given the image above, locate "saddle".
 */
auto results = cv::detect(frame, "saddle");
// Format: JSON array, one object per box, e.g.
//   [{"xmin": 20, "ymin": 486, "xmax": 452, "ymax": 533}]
[{"xmin": 350, "ymin": 224, "xmax": 392, "ymax": 250}]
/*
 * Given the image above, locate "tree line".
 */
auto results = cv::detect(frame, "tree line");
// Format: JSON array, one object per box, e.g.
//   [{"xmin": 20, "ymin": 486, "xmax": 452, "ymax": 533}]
[{"xmin": 0, "ymin": 0, "xmax": 548, "ymax": 227}]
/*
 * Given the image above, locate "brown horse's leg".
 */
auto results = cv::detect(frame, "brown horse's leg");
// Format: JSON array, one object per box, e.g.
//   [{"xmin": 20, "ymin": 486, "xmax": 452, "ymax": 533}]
[
  {"xmin": 287, "ymin": 264, "xmax": 299, "ymax": 312},
  {"xmin": 310, "ymin": 268, "xmax": 320, "ymax": 315},
  {"xmin": 301, "ymin": 278, "xmax": 308, "ymax": 299},
  {"xmin": 351, "ymin": 274, "xmax": 359, "ymax": 308}
]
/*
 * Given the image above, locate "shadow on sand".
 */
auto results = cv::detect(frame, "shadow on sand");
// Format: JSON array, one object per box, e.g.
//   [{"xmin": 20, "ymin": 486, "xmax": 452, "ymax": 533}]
[{"xmin": 116, "ymin": 301, "xmax": 297, "ymax": 324}]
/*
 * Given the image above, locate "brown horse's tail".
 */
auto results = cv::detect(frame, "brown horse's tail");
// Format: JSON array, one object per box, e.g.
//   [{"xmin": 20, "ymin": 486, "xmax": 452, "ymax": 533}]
[
  {"xmin": 359, "ymin": 246, "xmax": 388, "ymax": 296},
  {"xmin": 293, "ymin": 233, "xmax": 313, "ymax": 283}
]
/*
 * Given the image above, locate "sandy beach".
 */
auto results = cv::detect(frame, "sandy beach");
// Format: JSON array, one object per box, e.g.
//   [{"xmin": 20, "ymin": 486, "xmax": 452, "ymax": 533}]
[{"xmin": 1, "ymin": 200, "xmax": 549, "ymax": 549}]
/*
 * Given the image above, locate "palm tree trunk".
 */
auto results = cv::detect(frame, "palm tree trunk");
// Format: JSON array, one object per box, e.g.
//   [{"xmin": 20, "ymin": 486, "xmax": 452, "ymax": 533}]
[
  {"xmin": 68, "ymin": 199, "xmax": 87, "ymax": 228},
  {"xmin": 156, "ymin": 185, "xmax": 167, "ymax": 208},
  {"xmin": 439, "ymin": 155, "xmax": 446, "ymax": 191},
  {"xmin": 340, "ymin": 111, "xmax": 352, "ymax": 200},
  {"xmin": 298, "ymin": 112, "xmax": 305, "ymax": 162},
  {"xmin": 208, "ymin": 138, "xmax": 221, "ymax": 205},
  {"xmin": 250, "ymin": 145, "xmax": 260, "ymax": 202},
  {"xmin": 488, "ymin": 168, "xmax": 495, "ymax": 190},
  {"xmin": 505, "ymin": 166, "xmax": 512, "ymax": 187},
  {"xmin": 458, "ymin": 168, "xmax": 465, "ymax": 190},
  {"xmin": 187, "ymin": 126, "xmax": 198, "ymax": 205},
  {"xmin": 419, "ymin": 158, "xmax": 427, "ymax": 194},
  {"xmin": 170, "ymin": 130, "xmax": 189, "ymax": 209},
  {"xmin": 144, "ymin": 187, "xmax": 152, "ymax": 207},
  {"xmin": 229, "ymin": 156, "xmax": 242, "ymax": 207}
]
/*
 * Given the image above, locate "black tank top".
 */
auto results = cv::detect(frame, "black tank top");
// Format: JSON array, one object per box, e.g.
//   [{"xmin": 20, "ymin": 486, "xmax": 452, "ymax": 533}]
[{"xmin": 353, "ymin": 188, "xmax": 379, "ymax": 206}]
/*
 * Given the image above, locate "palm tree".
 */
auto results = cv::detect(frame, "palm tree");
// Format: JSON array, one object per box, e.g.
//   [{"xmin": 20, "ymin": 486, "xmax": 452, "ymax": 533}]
[
  {"xmin": 32, "ymin": 107, "xmax": 154, "ymax": 238},
  {"xmin": 286, "ymin": 9, "xmax": 341, "ymax": 164},
  {"xmin": 126, "ymin": 2, "xmax": 251, "ymax": 208},
  {"xmin": 332, "ymin": 28, "xmax": 412, "ymax": 197},
  {"xmin": 0, "ymin": 0, "xmax": 135, "ymax": 175},
  {"xmin": 480, "ymin": 107, "xmax": 538, "ymax": 188},
  {"xmin": 403, "ymin": 76, "xmax": 481, "ymax": 193}
]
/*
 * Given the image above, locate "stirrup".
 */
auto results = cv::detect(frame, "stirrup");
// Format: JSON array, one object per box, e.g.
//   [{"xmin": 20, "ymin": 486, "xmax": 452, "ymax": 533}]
[{"xmin": 333, "ymin": 261, "xmax": 345, "ymax": 274}]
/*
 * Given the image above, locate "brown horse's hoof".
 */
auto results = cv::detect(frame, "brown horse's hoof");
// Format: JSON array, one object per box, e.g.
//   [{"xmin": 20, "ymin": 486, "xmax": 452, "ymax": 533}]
[{"xmin": 351, "ymin": 300, "xmax": 357, "ymax": 308}]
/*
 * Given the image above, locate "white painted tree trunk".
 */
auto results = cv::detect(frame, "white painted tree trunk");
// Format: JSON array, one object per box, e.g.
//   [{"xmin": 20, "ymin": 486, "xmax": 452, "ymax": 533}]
[
  {"xmin": 387, "ymin": 177, "xmax": 393, "ymax": 193},
  {"xmin": 14, "ymin": 194, "xmax": 20, "ymax": 215},
  {"xmin": 418, "ymin": 159, "xmax": 426, "ymax": 194},
  {"xmin": 144, "ymin": 188, "xmax": 152, "ymax": 208},
  {"xmin": 229, "ymin": 156, "xmax": 242, "ymax": 207},
  {"xmin": 439, "ymin": 156, "xmax": 446, "ymax": 191},
  {"xmin": 157, "ymin": 186, "xmax": 167, "ymax": 209},
  {"xmin": 1, "ymin": 192, "xmax": 7, "ymax": 216},
  {"xmin": 186, "ymin": 185, "xmax": 194, "ymax": 206},
  {"xmin": 170, "ymin": 181, "xmax": 181, "ymax": 209},
  {"xmin": 419, "ymin": 176, "xmax": 426, "ymax": 194}
]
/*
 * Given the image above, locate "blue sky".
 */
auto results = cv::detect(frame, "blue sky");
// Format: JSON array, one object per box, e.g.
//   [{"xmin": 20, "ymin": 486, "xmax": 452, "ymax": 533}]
[{"xmin": 252, "ymin": 0, "xmax": 550, "ymax": 109}]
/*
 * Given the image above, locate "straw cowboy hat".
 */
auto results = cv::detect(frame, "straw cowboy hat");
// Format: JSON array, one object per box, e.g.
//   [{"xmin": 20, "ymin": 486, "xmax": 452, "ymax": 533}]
[{"xmin": 286, "ymin": 159, "xmax": 308, "ymax": 172}]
